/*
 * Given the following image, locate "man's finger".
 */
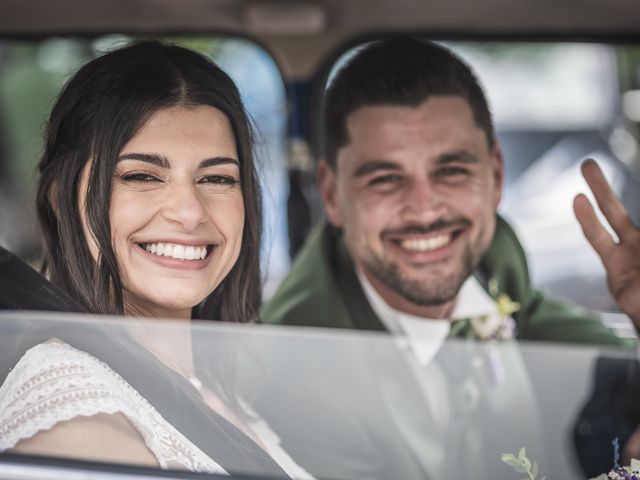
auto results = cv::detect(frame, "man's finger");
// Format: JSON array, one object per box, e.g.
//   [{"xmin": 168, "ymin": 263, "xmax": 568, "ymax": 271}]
[
  {"xmin": 581, "ymin": 159, "xmax": 633, "ymax": 239},
  {"xmin": 573, "ymin": 193, "xmax": 616, "ymax": 260},
  {"xmin": 617, "ymin": 274, "xmax": 640, "ymax": 328}
]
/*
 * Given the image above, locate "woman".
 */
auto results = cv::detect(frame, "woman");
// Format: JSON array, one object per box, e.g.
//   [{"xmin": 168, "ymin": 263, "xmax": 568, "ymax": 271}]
[{"xmin": 0, "ymin": 41, "xmax": 309, "ymax": 478}]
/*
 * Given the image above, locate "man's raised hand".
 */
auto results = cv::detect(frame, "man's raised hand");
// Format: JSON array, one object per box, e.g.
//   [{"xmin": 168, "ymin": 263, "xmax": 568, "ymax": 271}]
[{"xmin": 573, "ymin": 159, "xmax": 640, "ymax": 327}]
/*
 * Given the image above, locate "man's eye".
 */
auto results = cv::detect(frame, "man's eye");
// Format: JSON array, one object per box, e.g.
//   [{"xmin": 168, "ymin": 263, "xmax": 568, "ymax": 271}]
[
  {"xmin": 435, "ymin": 166, "xmax": 469, "ymax": 177},
  {"xmin": 198, "ymin": 175, "xmax": 240, "ymax": 186},
  {"xmin": 368, "ymin": 174, "xmax": 403, "ymax": 186},
  {"xmin": 120, "ymin": 173, "xmax": 160, "ymax": 183}
]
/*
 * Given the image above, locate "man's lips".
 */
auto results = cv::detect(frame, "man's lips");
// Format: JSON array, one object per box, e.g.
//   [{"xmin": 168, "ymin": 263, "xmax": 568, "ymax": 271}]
[
  {"xmin": 397, "ymin": 233, "xmax": 453, "ymax": 252},
  {"xmin": 381, "ymin": 219, "xmax": 470, "ymax": 253}
]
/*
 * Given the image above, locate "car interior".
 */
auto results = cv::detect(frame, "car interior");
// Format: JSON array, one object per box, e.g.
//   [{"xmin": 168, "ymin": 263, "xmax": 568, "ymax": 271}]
[{"xmin": 1, "ymin": 0, "xmax": 640, "ymax": 478}]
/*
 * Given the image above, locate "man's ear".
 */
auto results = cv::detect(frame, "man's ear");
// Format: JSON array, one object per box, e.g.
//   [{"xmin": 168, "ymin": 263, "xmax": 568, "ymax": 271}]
[
  {"xmin": 491, "ymin": 141, "xmax": 505, "ymax": 208},
  {"xmin": 317, "ymin": 159, "xmax": 344, "ymax": 227}
]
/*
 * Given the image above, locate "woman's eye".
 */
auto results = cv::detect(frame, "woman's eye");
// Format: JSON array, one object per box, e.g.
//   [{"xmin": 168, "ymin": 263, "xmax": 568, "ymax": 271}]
[
  {"xmin": 198, "ymin": 175, "xmax": 239, "ymax": 186},
  {"xmin": 120, "ymin": 172, "xmax": 161, "ymax": 183}
]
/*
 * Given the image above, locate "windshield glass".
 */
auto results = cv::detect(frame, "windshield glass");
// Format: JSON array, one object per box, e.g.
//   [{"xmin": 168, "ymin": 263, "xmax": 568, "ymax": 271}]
[{"xmin": 0, "ymin": 311, "xmax": 636, "ymax": 479}]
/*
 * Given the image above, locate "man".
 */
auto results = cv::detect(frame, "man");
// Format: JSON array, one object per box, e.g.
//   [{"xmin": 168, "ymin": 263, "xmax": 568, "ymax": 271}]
[
  {"xmin": 263, "ymin": 37, "xmax": 629, "ymax": 347},
  {"xmin": 255, "ymin": 37, "xmax": 639, "ymax": 479}
]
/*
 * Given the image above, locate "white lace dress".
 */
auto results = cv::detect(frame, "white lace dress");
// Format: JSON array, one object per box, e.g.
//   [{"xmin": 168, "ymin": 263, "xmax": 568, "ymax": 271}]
[{"xmin": 0, "ymin": 342, "xmax": 312, "ymax": 478}]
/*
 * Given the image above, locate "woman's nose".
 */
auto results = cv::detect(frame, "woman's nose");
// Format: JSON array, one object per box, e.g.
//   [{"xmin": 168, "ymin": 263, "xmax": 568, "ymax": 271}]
[{"xmin": 161, "ymin": 183, "xmax": 208, "ymax": 231}]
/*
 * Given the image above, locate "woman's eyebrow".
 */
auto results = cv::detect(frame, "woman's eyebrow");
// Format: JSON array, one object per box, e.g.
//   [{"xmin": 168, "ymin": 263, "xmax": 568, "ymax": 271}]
[
  {"xmin": 198, "ymin": 157, "xmax": 240, "ymax": 169},
  {"xmin": 117, "ymin": 153, "xmax": 169, "ymax": 168},
  {"xmin": 116, "ymin": 154, "xmax": 239, "ymax": 169}
]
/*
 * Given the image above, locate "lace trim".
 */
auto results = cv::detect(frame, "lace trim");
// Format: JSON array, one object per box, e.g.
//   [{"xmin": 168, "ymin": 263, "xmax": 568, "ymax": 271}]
[{"xmin": 0, "ymin": 343, "xmax": 226, "ymax": 474}]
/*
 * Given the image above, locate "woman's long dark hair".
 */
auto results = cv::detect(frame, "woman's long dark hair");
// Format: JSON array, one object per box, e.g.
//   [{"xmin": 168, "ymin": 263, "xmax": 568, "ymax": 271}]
[{"xmin": 36, "ymin": 41, "xmax": 262, "ymax": 323}]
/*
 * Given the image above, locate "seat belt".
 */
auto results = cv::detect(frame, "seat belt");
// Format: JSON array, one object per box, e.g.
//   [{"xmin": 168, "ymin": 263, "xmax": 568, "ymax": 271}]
[{"xmin": 0, "ymin": 245, "xmax": 84, "ymax": 312}]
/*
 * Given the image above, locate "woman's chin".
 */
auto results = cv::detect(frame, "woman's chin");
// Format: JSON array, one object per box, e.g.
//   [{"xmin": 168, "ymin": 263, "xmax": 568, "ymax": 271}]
[{"xmin": 124, "ymin": 289, "xmax": 211, "ymax": 319}]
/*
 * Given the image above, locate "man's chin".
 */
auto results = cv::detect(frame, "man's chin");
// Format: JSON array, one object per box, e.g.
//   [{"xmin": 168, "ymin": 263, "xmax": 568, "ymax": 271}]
[
  {"xmin": 396, "ymin": 284, "xmax": 460, "ymax": 307},
  {"xmin": 371, "ymin": 268, "xmax": 462, "ymax": 304}
]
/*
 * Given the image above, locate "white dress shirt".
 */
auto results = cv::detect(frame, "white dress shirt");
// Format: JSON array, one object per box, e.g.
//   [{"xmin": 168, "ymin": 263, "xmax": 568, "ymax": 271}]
[{"xmin": 356, "ymin": 269, "xmax": 501, "ymax": 366}]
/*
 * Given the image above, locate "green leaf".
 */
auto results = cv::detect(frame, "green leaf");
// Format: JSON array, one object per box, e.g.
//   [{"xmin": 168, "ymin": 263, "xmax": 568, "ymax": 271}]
[
  {"xmin": 502, "ymin": 457, "xmax": 522, "ymax": 469},
  {"xmin": 518, "ymin": 447, "xmax": 526, "ymax": 461},
  {"xmin": 522, "ymin": 456, "xmax": 531, "ymax": 471},
  {"xmin": 514, "ymin": 464, "xmax": 528, "ymax": 474},
  {"xmin": 502, "ymin": 457, "xmax": 528, "ymax": 473},
  {"xmin": 532, "ymin": 461, "xmax": 539, "ymax": 478},
  {"xmin": 501, "ymin": 454, "xmax": 517, "ymax": 463}
]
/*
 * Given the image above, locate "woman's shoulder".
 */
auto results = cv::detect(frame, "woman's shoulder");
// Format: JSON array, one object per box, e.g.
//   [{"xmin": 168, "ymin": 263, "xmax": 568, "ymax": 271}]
[
  {"xmin": 0, "ymin": 341, "xmax": 226, "ymax": 474},
  {"xmin": 3, "ymin": 340, "xmax": 124, "ymax": 391},
  {"xmin": 0, "ymin": 341, "xmax": 148, "ymax": 449},
  {"xmin": 0, "ymin": 341, "xmax": 138, "ymax": 436}
]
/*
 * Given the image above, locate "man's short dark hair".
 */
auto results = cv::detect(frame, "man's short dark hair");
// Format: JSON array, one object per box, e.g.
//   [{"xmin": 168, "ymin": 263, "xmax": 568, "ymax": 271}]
[{"xmin": 323, "ymin": 37, "xmax": 495, "ymax": 168}]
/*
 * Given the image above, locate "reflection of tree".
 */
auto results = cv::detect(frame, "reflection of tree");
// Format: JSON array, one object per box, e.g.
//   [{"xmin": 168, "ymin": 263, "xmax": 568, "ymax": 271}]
[
  {"xmin": 163, "ymin": 36, "xmax": 222, "ymax": 58},
  {"xmin": 615, "ymin": 47, "xmax": 640, "ymax": 178},
  {"xmin": 0, "ymin": 96, "xmax": 8, "ymax": 180},
  {"xmin": 0, "ymin": 41, "xmax": 91, "ymax": 258},
  {"xmin": 451, "ymin": 42, "xmax": 558, "ymax": 64},
  {"xmin": 615, "ymin": 47, "xmax": 640, "ymax": 92},
  {"xmin": 0, "ymin": 41, "xmax": 90, "ymax": 184}
]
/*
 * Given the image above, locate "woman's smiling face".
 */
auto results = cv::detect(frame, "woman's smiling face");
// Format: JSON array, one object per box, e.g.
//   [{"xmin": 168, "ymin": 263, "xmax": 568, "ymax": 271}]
[{"xmin": 83, "ymin": 105, "xmax": 245, "ymax": 319}]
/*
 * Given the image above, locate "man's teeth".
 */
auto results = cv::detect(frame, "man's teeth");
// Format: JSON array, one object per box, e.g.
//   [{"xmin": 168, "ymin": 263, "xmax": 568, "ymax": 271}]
[
  {"xmin": 143, "ymin": 243, "xmax": 208, "ymax": 260},
  {"xmin": 400, "ymin": 234, "xmax": 450, "ymax": 252}
]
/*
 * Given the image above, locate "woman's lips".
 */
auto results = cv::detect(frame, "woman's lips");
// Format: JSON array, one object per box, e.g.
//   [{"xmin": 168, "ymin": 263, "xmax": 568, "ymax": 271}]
[
  {"xmin": 139, "ymin": 242, "xmax": 210, "ymax": 260},
  {"xmin": 134, "ymin": 241, "xmax": 216, "ymax": 270}
]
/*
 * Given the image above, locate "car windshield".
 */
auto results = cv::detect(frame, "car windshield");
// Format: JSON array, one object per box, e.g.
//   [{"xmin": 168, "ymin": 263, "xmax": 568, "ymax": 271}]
[
  {"xmin": 1, "ymin": 33, "xmax": 640, "ymax": 480},
  {"xmin": 0, "ymin": 310, "xmax": 635, "ymax": 479}
]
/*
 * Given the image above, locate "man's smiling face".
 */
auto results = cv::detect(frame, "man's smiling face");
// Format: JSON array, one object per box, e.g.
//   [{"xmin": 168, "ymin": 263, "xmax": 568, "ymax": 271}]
[{"xmin": 319, "ymin": 96, "xmax": 504, "ymax": 318}]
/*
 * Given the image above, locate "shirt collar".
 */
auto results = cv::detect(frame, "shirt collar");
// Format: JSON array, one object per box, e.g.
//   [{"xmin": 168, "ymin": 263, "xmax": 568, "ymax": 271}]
[
  {"xmin": 450, "ymin": 275, "xmax": 499, "ymax": 320},
  {"xmin": 356, "ymin": 269, "xmax": 500, "ymax": 365}
]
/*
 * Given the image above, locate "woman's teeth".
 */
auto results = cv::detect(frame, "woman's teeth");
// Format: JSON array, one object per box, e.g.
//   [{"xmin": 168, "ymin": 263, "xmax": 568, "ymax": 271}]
[
  {"xmin": 142, "ymin": 243, "xmax": 208, "ymax": 260},
  {"xmin": 400, "ymin": 234, "xmax": 450, "ymax": 252}
]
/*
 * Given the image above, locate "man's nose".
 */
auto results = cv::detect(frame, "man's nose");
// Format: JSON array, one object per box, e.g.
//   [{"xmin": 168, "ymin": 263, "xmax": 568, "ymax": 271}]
[
  {"xmin": 400, "ymin": 180, "xmax": 445, "ymax": 220},
  {"xmin": 161, "ymin": 183, "xmax": 208, "ymax": 231}
]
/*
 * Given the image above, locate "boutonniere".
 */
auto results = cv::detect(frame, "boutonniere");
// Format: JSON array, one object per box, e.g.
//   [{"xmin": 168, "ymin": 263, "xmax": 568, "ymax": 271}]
[
  {"xmin": 590, "ymin": 439, "xmax": 640, "ymax": 480},
  {"xmin": 591, "ymin": 460, "xmax": 640, "ymax": 480},
  {"xmin": 469, "ymin": 278, "xmax": 520, "ymax": 340},
  {"xmin": 503, "ymin": 440, "xmax": 640, "ymax": 480}
]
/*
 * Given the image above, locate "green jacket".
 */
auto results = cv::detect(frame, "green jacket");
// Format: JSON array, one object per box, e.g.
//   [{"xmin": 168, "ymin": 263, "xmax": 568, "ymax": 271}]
[{"xmin": 263, "ymin": 215, "xmax": 629, "ymax": 346}]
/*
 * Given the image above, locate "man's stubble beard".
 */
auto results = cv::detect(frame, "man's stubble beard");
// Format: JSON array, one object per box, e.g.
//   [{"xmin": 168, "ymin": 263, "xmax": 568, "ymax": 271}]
[{"xmin": 362, "ymin": 241, "xmax": 483, "ymax": 307}]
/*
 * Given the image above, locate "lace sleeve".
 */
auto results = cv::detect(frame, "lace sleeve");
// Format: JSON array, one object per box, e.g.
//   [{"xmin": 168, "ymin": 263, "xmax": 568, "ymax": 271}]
[{"xmin": 0, "ymin": 342, "xmax": 226, "ymax": 474}]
